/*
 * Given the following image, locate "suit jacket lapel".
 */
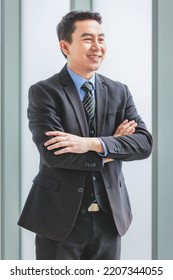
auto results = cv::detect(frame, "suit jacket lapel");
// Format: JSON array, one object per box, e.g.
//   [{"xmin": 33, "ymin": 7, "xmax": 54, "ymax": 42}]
[
  {"xmin": 59, "ymin": 66, "xmax": 89, "ymax": 136},
  {"xmin": 95, "ymin": 74, "xmax": 108, "ymax": 136}
]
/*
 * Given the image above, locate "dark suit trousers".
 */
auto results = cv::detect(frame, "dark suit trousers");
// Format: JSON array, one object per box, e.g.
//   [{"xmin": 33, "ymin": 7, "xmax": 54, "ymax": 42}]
[{"xmin": 35, "ymin": 210, "xmax": 121, "ymax": 260}]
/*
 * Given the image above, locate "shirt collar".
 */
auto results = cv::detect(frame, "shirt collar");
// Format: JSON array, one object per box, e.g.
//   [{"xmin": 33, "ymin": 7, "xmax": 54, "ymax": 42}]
[{"xmin": 67, "ymin": 66, "xmax": 95, "ymax": 93}]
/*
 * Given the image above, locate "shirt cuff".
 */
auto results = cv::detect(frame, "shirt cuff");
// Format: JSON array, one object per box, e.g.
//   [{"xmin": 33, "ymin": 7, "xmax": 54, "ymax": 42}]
[{"xmin": 97, "ymin": 138, "xmax": 108, "ymax": 157}]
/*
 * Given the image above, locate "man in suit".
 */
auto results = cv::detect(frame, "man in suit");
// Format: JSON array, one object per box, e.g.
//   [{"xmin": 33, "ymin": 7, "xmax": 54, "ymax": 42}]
[{"xmin": 18, "ymin": 11, "xmax": 152, "ymax": 260}]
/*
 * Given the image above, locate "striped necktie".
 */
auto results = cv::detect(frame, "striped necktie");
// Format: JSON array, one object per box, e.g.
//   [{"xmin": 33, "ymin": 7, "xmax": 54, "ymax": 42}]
[{"xmin": 81, "ymin": 82, "xmax": 95, "ymax": 120}]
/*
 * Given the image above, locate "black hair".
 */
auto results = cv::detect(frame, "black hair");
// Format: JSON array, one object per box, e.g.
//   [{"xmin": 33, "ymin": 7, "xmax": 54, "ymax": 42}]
[{"xmin": 56, "ymin": 10, "xmax": 102, "ymax": 44}]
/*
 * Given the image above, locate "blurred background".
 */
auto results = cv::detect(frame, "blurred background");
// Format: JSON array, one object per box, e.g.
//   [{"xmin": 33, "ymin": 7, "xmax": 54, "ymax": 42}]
[{"xmin": 0, "ymin": 0, "xmax": 173, "ymax": 259}]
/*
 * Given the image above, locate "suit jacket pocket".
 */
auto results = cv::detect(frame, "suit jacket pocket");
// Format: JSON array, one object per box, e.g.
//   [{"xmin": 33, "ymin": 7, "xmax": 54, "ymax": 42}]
[{"xmin": 33, "ymin": 174, "xmax": 60, "ymax": 192}]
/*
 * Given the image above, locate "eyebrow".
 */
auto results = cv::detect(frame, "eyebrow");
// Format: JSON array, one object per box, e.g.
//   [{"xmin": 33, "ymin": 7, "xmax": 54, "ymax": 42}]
[{"xmin": 81, "ymin": 32, "xmax": 105, "ymax": 38}]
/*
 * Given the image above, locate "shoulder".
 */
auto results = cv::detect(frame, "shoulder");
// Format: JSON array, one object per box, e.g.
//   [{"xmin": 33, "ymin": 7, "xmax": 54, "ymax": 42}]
[
  {"xmin": 96, "ymin": 73, "xmax": 125, "ymax": 88},
  {"xmin": 30, "ymin": 73, "xmax": 60, "ymax": 91},
  {"xmin": 96, "ymin": 73, "xmax": 129, "ymax": 94},
  {"xmin": 29, "ymin": 65, "xmax": 72, "ymax": 92},
  {"xmin": 28, "ymin": 72, "xmax": 63, "ymax": 102}
]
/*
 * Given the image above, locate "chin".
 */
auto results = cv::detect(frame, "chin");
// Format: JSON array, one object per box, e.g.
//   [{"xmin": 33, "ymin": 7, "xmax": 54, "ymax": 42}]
[{"xmin": 89, "ymin": 64, "xmax": 100, "ymax": 71}]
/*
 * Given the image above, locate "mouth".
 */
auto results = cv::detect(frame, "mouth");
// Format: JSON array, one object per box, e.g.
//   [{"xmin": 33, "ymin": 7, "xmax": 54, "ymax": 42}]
[{"xmin": 87, "ymin": 55, "xmax": 102, "ymax": 61}]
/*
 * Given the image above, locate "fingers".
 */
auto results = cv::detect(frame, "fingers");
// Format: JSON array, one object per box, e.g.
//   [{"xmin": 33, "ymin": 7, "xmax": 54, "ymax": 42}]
[
  {"xmin": 54, "ymin": 147, "xmax": 71, "ymax": 155},
  {"xmin": 114, "ymin": 119, "xmax": 137, "ymax": 137},
  {"xmin": 44, "ymin": 131, "xmax": 70, "ymax": 154},
  {"xmin": 119, "ymin": 120, "xmax": 136, "ymax": 130},
  {"xmin": 46, "ymin": 141, "xmax": 67, "ymax": 151},
  {"xmin": 46, "ymin": 131, "xmax": 65, "ymax": 136},
  {"xmin": 44, "ymin": 131, "xmax": 85, "ymax": 154},
  {"xmin": 44, "ymin": 131, "xmax": 67, "ymax": 147},
  {"xmin": 124, "ymin": 120, "xmax": 137, "ymax": 134}
]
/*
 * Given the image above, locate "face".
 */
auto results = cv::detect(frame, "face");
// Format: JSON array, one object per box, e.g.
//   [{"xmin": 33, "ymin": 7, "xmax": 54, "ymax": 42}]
[{"xmin": 60, "ymin": 20, "xmax": 106, "ymax": 79}]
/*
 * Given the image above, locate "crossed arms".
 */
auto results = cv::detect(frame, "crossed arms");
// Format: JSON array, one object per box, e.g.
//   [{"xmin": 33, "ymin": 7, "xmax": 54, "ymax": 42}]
[
  {"xmin": 28, "ymin": 82, "xmax": 152, "ymax": 170},
  {"xmin": 44, "ymin": 119, "xmax": 137, "ymax": 164}
]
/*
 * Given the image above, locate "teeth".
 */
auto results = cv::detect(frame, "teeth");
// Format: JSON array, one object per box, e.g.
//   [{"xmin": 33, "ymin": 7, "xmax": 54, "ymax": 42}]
[{"xmin": 90, "ymin": 56, "xmax": 100, "ymax": 59}]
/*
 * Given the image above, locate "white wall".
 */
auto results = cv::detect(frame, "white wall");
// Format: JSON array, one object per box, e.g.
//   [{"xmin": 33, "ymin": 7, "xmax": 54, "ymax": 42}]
[
  {"xmin": 93, "ymin": 0, "xmax": 152, "ymax": 259},
  {"xmin": 21, "ymin": 0, "xmax": 152, "ymax": 259},
  {"xmin": 21, "ymin": 0, "xmax": 70, "ymax": 259}
]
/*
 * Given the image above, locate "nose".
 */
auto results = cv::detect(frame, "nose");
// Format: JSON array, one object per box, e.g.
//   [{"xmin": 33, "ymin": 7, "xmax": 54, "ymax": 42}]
[{"xmin": 91, "ymin": 40, "xmax": 102, "ymax": 51}]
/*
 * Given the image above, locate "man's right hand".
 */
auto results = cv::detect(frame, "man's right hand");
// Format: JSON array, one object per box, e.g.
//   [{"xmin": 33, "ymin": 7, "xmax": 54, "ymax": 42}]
[{"xmin": 113, "ymin": 119, "xmax": 137, "ymax": 137}]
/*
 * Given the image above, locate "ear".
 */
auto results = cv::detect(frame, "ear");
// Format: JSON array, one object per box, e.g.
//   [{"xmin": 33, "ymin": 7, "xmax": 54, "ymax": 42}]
[{"xmin": 60, "ymin": 40, "xmax": 70, "ymax": 56}]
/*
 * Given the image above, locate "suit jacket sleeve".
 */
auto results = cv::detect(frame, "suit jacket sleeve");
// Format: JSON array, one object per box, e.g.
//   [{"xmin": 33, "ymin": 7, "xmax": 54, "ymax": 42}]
[
  {"xmin": 28, "ymin": 83, "xmax": 103, "ymax": 171},
  {"xmin": 100, "ymin": 85, "xmax": 152, "ymax": 161}
]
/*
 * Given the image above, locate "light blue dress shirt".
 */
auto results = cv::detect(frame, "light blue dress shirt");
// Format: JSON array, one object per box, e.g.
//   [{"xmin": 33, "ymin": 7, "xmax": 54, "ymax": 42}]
[
  {"xmin": 67, "ymin": 67, "xmax": 95, "ymax": 101},
  {"xmin": 67, "ymin": 66, "xmax": 108, "ymax": 158}
]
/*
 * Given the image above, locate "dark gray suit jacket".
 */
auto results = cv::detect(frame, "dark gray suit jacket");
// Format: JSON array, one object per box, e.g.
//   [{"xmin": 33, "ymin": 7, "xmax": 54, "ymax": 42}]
[{"xmin": 18, "ymin": 66, "xmax": 152, "ymax": 241}]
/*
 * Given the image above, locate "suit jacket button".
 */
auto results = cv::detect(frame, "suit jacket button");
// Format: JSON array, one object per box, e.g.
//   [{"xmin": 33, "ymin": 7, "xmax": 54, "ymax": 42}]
[
  {"xmin": 89, "ymin": 130, "xmax": 95, "ymax": 135},
  {"xmin": 77, "ymin": 187, "xmax": 83, "ymax": 193}
]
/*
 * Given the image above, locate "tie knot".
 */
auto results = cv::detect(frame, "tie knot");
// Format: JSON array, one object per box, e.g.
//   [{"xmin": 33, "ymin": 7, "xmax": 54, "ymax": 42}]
[{"xmin": 81, "ymin": 82, "xmax": 93, "ymax": 93}]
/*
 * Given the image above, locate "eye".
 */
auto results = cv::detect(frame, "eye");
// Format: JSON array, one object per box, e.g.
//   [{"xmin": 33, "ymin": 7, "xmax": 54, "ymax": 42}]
[
  {"xmin": 99, "ymin": 37, "xmax": 105, "ymax": 42},
  {"xmin": 84, "ymin": 37, "xmax": 92, "ymax": 41}
]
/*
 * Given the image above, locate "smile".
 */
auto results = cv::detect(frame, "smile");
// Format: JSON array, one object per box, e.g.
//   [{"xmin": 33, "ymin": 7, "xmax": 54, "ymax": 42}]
[{"xmin": 88, "ymin": 55, "xmax": 101, "ymax": 60}]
